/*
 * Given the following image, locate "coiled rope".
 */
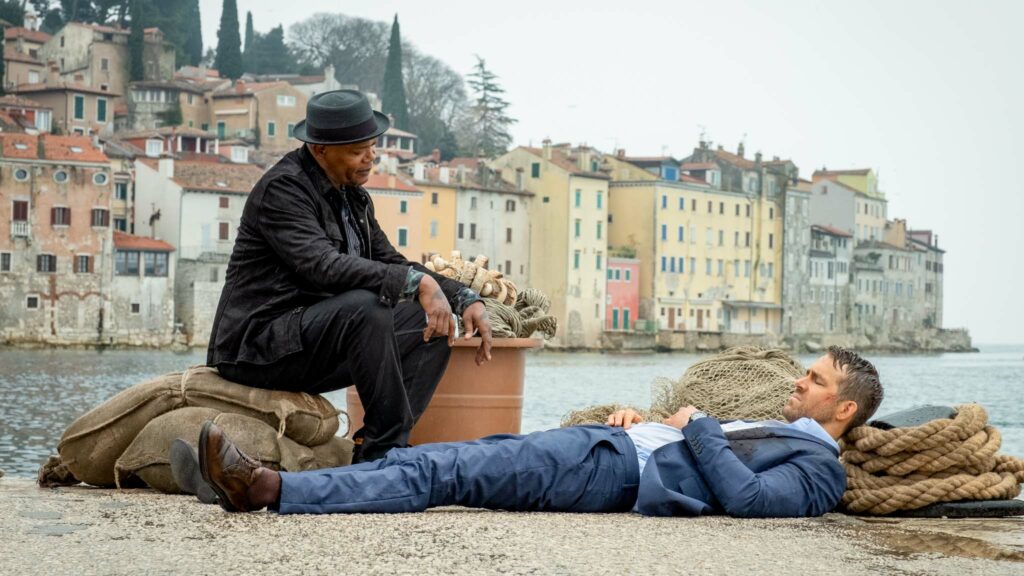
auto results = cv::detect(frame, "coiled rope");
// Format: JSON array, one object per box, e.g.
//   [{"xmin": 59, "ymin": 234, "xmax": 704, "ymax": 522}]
[
  {"xmin": 841, "ymin": 404, "xmax": 1024, "ymax": 514},
  {"xmin": 482, "ymin": 288, "xmax": 557, "ymax": 339}
]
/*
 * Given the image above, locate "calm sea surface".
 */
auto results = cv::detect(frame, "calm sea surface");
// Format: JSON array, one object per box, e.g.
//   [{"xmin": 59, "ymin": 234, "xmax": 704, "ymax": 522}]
[{"xmin": 1, "ymin": 345, "xmax": 1022, "ymax": 477}]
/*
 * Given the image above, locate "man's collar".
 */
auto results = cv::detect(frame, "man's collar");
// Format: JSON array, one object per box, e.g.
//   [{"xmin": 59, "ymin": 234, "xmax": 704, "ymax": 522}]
[{"xmin": 299, "ymin": 145, "xmax": 340, "ymax": 198}]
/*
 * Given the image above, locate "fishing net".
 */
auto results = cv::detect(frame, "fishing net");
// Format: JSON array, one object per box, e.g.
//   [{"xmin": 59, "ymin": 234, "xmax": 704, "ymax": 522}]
[{"xmin": 561, "ymin": 347, "xmax": 803, "ymax": 427}]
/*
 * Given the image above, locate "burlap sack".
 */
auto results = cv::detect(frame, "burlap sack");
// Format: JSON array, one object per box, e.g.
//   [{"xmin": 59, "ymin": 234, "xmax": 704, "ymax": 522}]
[
  {"xmin": 57, "ymin": 372, "xmax": 184, "ymax": 487},
  {"xmin": 114, "ymin": 408, "xmax": 285, "ymax": 493},
  {"xmin": 56, "ymin": 367, "xmax": 341, "ymax": 487},
  {"xmin": 278, "ymin": 435, "xmax": 355, "ymax": 472},
  {"xmin": 180, "ymin": 366, "xmax": 340, "ymax": 446}
]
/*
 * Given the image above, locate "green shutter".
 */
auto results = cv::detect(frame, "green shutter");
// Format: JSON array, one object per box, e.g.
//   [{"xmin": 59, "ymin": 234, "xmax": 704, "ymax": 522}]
[
  {"xmin": 612, "ymin": 309, "xmax": 619, "ymax": 329},
  {"xmin": 97, "ymin": 99, "xmax": 107, "ymax": 122},
  {"xmin": 267, "ymin": 122, "xmax": 276, "ymax": 137},
  {"xmin": 74, "ymin": 95, "xmax": 84, "ymax": 120},
  {"xmin": 623, "ymin": 309, "xmax": 630, "ymax": 330},
  {"xmin": 531, "ymin": 163, "xmax": 540, "ymax": 178},
  {"xmin": 217, "ymin": 122, "xmax": 225, "ymax": 139}
]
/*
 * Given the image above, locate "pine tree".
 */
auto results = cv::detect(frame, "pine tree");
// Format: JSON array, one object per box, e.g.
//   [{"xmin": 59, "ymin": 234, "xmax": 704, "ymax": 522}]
[
  {"xmin": 214, "ymin": 0, "xmax": 242, "ymax": 79},
  {"xmin": 127, "ymin": 0, "xmax": 145, "ymax": 81},
  {"xmin": 380, "ymin": 14, "xmax": 408, "ymax": 129},
  {"xmin": 465, "ymin": 55, "xmax": 515, "ymax": 157},
  {"xmin": 242, "ymin": 10, "xmax": 253, "ymax": 71},
  {"xmin": 246, "ymin": 25, "xmax": 294, "ymax": 75},
  {"xmin": 184, "ymin": 0, "xmax": 203, "ymax": 66}
]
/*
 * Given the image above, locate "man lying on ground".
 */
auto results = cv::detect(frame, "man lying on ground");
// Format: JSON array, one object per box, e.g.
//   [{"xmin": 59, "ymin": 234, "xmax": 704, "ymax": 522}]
[{"xmin": 192, "ymin": 346, "xmax": 882, "ymax": 518}]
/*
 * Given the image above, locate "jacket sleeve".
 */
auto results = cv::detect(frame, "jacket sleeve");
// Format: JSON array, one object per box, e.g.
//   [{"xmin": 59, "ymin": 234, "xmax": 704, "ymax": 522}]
[
  {"xmin": 682, "ymin": 418, "xmax": 846, "ymax": 518},
  {"xmin": 364, "ymin": 197, "xmax": 466, "ymax": 305},
  {"xmin": 257, "ymin": 178, "xmax": 408, "ymax": 306}
]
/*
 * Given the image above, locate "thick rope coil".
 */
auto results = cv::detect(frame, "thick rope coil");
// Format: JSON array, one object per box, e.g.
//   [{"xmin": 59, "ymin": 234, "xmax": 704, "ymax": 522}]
[
  {"xmin": 481, "ymin": 287, "xmax": 558, "ymax": 339},
  {"xmin": 841, "ymin": 404, "xmax": 1024, "ymax": 514}
]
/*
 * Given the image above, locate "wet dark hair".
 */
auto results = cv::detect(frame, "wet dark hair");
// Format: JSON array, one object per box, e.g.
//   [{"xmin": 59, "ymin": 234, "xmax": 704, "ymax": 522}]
[{"xmin": 827, "ymin": 345, "xmax": 883, "ymax": 431}]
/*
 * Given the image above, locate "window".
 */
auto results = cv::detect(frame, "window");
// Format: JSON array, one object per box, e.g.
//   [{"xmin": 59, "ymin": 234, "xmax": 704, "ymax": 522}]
[
  {"xmin": 692, "ymin": 199, "xmax": 697, "ymax": 211},
  {"xmin": 457, "ymin": 223, "xmax": 464, "ymax": 239},
  {"xmin": 114, "ymin": 217, "xmax": 127, "ymax": 231},
  {"xmin": 429, "ymin": 220, "xmax": 438, "ymax": 238},
  {"xmin": 769, "ymin": 207, "xmax": 774, "ymax": 219},
  {"xmin": 277, "ymin": 94, "xmax": 297, "ymax": 107},
  {"xmin": 679, "ymin": 197, "xmax": 685, "ymax": 210},
  {"xmin": 115, "ymin": 182, "xmax": 128, "ymax": 200},
  {"xmin": 470, "ymin": 197, "xmax": 477, "ymax": 210},
  {"xmin": 287, "ymin": 123, "xmax": 295, "ymax": 138},
  {"xmin": 146, "ymin": 140, "xmax": 162, "ymax": 157},
  {"xmin": 690, "ymin": 257, "xmax": 696, "ymax": 273},
  {"xmin": 397, "ymin": 228, "xmax": 408, "ymax": 247},
  {"xmin": 718, "ymin": 259, "xmax": 723, "ymax": 276},
  {"xmin": 52, "ymin": 206, "xmax": 71, "ymax": 227},
  {"xmin": 707, "ymin": 201, "xmax": 713, "ymax": 213},
  {"xmin": 625, "ymin": 269, "xmax": 631, "ymax": 281},
  {"xmin": 735, "ymin": 204, "xmax": 740, "ymax": 216},
  {"xmin": 719, "ymin": 202, "xmax": 724, "ymax": 214},
  {"xmin": 0, "ymin": 252, "xmax": 10, "ymax": 272},
  {"xmin": 431, "ymin": 192, "xmax": 439, "ymax": 206},
  {"xmin": 219, "ymin": 222, "xmax": 229, "ymax": 240},
  {"xmin": 14, "ymin": 168, "xmax": 29, "ymax": 182},
  {"xmin": 596, "ymin": 192, "xmax": 603, "ymax": 209},
  {"xmin": 746, "ymin": 205, "xmax": 751, "ymax": 217},
  {"xmin": 769, "ymin": 234, "xmax": 774, "ymax": 249},
  {"xmin": 231, "ymin": 147, "xmax": 249, "ymax": 163},
  {"xmin": 131, "ymin": 303, "xmax": 141, "ymax": 314},
  {"xmin": 705, "ymin": 258, "xmax": 712, "ymax": 275},
  {"xmin": 575, "ymin": 219, "xmax": 582, "ymax": 239},
  {"xmin": 531, "ymin": 163, "xmax": 540, "ymax": 178},
  {"xmin": 74, "ymin": 255, "xmax": 92, "ymax": 274},
  {"xmin": 74, "ymin": 95, "xmax": 84, "ymax": 120},
  {"xmin": 768, "ymin": 263, "xmax": 774, "ymax": 278},
  {"xmin": 744, "ymin": 260, "xmax": 751, "ymax": 277},
  {"xmin": 187, "ymin": 93, "xmax": 194, "ymax": 105},
  {"xmin": 670, "ymin": 257, "xmax": 676, "ymax": 273},
  {"xmin": 37, "ymin": 254, "xmax": 57, "ymax": 273},
  {"xmin": 28, "ymin": 70, "xmax": 39, "ymax": 83},
  {"xmin": 97, "ymin": 98, "xmax": 107, "ymax": 122},
  {"xmin": 660, "ymin": 256, "xmax": 666, "ymax": 272},
  {"xmin": 574, "ymin": 250, "xmax": 580, "ymax": 269},
  {"xmin": 608, "ymin": 268, "xmax": 614, "ymax": 280},
  {"xmin": 219, "ymin": 196, "xmax": 230, "ymax": 209},
  {"xmin": 596, "ymin": 221, "xmax": 602, "ymax": 240},
  {"xmin": 217, "ymin": 122, "xmax": 226, "ymax": 139},
  {"xmin": 745, "ymin": 232, "xmax": 750, "ymax": 247},
  {"xmin": 27, "ymin": 295, "xmax": 39, "ymax": 309},
  {"xmin": 502, "ymin": 199, "xmax": 514, "ymax": 212},
  {"xmin": 470, "ymin": 223, "xmax": 477, "ymax": 240},
  {"xmin": 661, "ymin": 195, "xmax": 667, "ymax": 209},
  {"xmin": 116, "ymin": 251, "xmax": 139, "ymax": 275},
  {"xmin": 734, "ymin": 231, "xmax": 739, "ymax": 246},
  {"xmin": 91, "ymin": 208, "xmax": 110, "ymax": 227},
  {"xmin": 733, "ymin": 259, "xmax": 739, "ymax": 276},
  {"xmin": 267, "ymin": 122, "xmax": 276, "ymax": 137},
  {"xmin": 718, "ymin": 230, "xmax": 724, "ymax": 246},
  {"xmin": 13, "ymin": 200, "xmax": 29, "ymax": 221},
  {"xmin": 506, "ymin": 227, "xmax": 513, "ymax": 243},
  {"xmin": 575, "ymin": 190, "xmax": 581, "ymax": 208},
  {"xmin": 660, "ymin": 224, "xmax": 666, "ymax": 241},
  {"xmin": 678, "ymin": 226, "xmax": 684, "ymax": 242},
  {"xmin": 506, "ymin": 260, "xmax": 512, "ymax": 274},
  {"xmin": 705, "ymin": 228, "xmax": 712, "ymax": 245},
  {"xmin": 54, "ymin": 170, "xmax": 69, "ymax": 183},
  {"xmin": 399, "ymin": 200, "xmax": 407, "ymax": 214},
  {"xmin": 677, "ymin": 257, "xmax": 684, "ymax": 273}
]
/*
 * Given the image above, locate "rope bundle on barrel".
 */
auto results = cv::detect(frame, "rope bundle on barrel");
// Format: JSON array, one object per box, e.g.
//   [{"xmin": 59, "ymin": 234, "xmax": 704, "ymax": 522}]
[
  {"xmin": 483, "ymin": 288, "xmax": 557, "ymax": 339},
  {"xmin": 841, "ymin": 404, "xmax": 1024, "ymax": 515}
]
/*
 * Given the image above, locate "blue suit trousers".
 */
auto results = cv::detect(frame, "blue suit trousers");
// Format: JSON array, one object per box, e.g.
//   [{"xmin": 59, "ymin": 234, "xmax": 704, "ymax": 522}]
[{"xmin": 277, "ymin": 425, "xmax": 640, "ymax": 514}]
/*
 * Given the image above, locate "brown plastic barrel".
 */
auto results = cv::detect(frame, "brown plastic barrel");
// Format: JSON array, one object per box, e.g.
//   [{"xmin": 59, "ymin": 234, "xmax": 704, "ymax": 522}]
[{"xmin": 345, "ymin": 337, "xmax": 543, "ymax": 444}]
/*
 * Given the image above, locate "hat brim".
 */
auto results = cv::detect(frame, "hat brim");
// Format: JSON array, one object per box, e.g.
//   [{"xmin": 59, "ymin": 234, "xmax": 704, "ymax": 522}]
[{"xmin": 292, "ymin": 111, "xmax": 391, "ymax": 145}]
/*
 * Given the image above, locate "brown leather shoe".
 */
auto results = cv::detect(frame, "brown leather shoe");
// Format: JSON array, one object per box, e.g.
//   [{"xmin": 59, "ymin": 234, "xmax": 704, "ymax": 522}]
[{"xmin": 198, "ymin": 421, "xmax": 264, "ymax": 512}]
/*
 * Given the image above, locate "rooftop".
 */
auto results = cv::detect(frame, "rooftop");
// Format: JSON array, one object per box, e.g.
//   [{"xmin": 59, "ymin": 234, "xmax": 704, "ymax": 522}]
[
  {"xmin": 4, "ymin": 27, "xmax": 50, "ymax": 44},
  {"xmin": 114, "ymin": 231, "xmax": 175, "ymax": 252},
  {"xmin": 13, "ymin": 82, "xmax": 121, "ymax": 98},
  {"xmin": 0, "ymin": 94, "xmax": 48, "ymax": 110},
  {"xmin": 364, "ymin": 173, "xmax": 420, "ymax": 193},
  {"xmin": 140, "ymin": 158, "xmax": 264, "ymax": 194},
  {"xmin": 3, "ymin": 45, "xmax": 42, "ymax": 65},
  {"xmin": 0, "ymin": 133, "xmax": 108, "ymax": 163},
  {"xmin": 520, "ymin": 146, "xmax": 610, "ymax": 180},
  {"xmin": 211, "ymin": 81, "xmax": 290, "ymax": 98},
  {"xmin": 811, "ymin": 224, "xmax": 853, "ymax": 238}
]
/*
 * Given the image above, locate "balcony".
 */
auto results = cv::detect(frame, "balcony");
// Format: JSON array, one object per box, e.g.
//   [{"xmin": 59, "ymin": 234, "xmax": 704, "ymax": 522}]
[{"xmin": 11, "ymin": 221, "xmax": 30, "ymax": 238}]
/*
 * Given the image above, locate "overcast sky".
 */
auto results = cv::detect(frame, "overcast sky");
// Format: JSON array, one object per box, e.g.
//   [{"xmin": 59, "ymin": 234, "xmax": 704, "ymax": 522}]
[{"xmin": 199, "ymin": 0, "xmax": 1024, "ymax": 344}]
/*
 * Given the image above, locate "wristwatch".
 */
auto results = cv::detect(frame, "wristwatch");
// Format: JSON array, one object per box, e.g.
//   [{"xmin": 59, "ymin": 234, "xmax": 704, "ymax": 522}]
[{"xmin": 688, "ymin": 411, "xmax": 708, "ymax": 424}]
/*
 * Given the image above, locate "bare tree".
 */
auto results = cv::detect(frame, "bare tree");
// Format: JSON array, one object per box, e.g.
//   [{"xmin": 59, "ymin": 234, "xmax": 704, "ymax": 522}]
[{"xmin": 288, "ymin": 13, "xmax": 389, "ymax": 94}]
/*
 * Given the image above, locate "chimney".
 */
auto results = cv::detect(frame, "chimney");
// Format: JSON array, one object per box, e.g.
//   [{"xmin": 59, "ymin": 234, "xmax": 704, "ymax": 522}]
[
  {"xmin": 934, "ymin": 234, "xmax": 938, "ymax": 248},
  {"xmin": 158, "ymin": 157, "xmax": 174, "ymax": 178},
  {"xmin": 737, "ymin": 142, "xmax": 745, "ymax": 158},
  {"xmin": 439, "ymin": 166, "xmax": 450, "ymax": 184},
  {"xmin": 717, "ymin": 144, "xmax": 724, "ymax": 151},
  {"xmin": 542, "ymin": 138, "xmax": 552, "ymax": 160},
  {"xmin": 616, "ymin": 148, "xmax": 625, "ymax": 159},
  {"xmin": 235, "ymin": 80, "xmax": 246, "ymax": 93},
  {"xmin": 430, "ymin": 148, "xmax": 440, "ymax": 164},
  {"xmin": 477, "ymin": 159, "xmax": 487, "ymax": 187},
  {"xmin": 413, "ymin": 162, "xmax": 425, "ymax": 181},
  {"xmin": 755, "ymin": 151, "xmax": 762, "ymax": 164}
]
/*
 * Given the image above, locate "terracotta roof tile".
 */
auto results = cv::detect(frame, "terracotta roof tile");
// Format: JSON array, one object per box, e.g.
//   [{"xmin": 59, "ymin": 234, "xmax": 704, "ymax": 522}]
[
  {"xmin": 0, "ymin": 133, "xmax": 38, "ymax": 158},
  {"xmin": 118, "ymin": 126, "xmax": 211, "ymax": 140},
  {"xmin": 212, "ymin": 81, "xmax": 289, "ymax": 98},
  {"xmin": 364, "ymin": 173, "xmax": 420, "ymax": 193},
  {"xmin": 680, "ymin": 174, "xmax": 710, "ymax": 185},
  {"xmin": 520, "ymin": 146, "xmax": 609, "ymax": 179},
  {"xmin": 681, "ymin": 162, "xmax": 717, "ymax": 170},
  {"xmin": 712, "ymin": 149, "xmax": 757, "ymax": 169},
  {"xmin": 13, "ymin": 81, "xmax": 121, "ymax": 97},
  {"xmin": 4, "ymin": 27, "xmax": 50, "ymax": 44},
  {"xmin": 0, "ymin": 94, "xmax": 48, "ymax": 109},
  {"xmin": 0, "ymin": 134, "xmax": 108, "ymax": 162},
  {"xmin": 170, "ymin": 161, "xmax": 264, "ymax": 193},
  {"xmin": 114, "ymin": 231, "xmax": 175, "ymax": 252},
  {"xmin": 811, "ymin": 224, "xmax": 853, "ymax": 238}
]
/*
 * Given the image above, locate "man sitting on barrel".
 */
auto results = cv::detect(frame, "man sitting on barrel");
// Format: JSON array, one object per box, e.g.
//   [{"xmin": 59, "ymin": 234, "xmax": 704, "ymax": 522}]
[
  {"xmin": 194, "ymin": 346, "xmax": 883, "ymax": 518},
  {"xmin": 206, "ymin": 89, "xmax": 493, "ymax": 463}
]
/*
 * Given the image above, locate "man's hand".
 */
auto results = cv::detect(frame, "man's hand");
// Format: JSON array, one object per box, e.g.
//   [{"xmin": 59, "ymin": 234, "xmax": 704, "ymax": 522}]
[
  {"xmin": 418, "ymin": 274, "xmax": 454, "ymax": 345},
  {"xmin": 461, "ymin": 301, "xmax": 492, "ymax": 365},
  {"xmin": 607, "ymin": 408, "xmax": 644, "ymax": 430},
  {"xmin": 663, "ymin": 405, "xmax": 700, "ymax": 429}
]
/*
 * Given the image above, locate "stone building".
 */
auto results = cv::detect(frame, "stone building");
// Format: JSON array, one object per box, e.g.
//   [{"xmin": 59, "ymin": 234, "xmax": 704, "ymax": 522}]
[
  {"xmin": 0, "ymin": 133, "xmax": 113, "ymax": 344},
  {"xmin": 853, "ymin": 240, "xmax": 920, "ymax": 338},
  {"xmin": 805, "ymin": 225, "xmax": 853, "ymax": 334},
  {"xmin": 3, "ymin": 26, "xmax": 49, "ymax": 91},
  {"xmin": 411, "ymin": 157, "xmax": 532, "ymax": 282},
  {"xmin": 12, "ymin": 82, "xmax": 118, "ymax": 136},
  {"xmin": 124, "ymin": 79, "xmax": 211, "ymax": 132},
  {"xmin": 98, "ymin": 137, "xmax": 143, "ymax": 234},
  {"xmin": 248, "ymin": 65, "xmax": 343, "ymax": 99},
  {"xmin": 37, "ymin": 23, "xmax": 175, "ymax": 104},
  {"xmin": 812, "ymin": 168, "xmax": 888, "ymax": 242},
  {"xmin": 492, "ymin": 142, "xmax": 609, "ymax": 348},
  {"xmin": 908, "ymin": 229, "xmax": 944, "ymax": 328},
  {"xmin": 108, "ymin": 231, "xmax": 175, "ymax": 346},
  {"xmin": 208, "ymin": 81, "xmax": 307, "ymax": 153},
  {"xmin": 134, "ymin": 156, "xmax": 264, "ymax": 345},
  {"xmin": 781, "ymin": 179, "xmax": 812, "ymax": 336}
]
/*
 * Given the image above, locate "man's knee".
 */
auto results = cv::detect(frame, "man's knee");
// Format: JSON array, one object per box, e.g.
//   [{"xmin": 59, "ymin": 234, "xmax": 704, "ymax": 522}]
[{"xmin": 321, "ymin": 290, "xmax": 392, "ymax": 326}]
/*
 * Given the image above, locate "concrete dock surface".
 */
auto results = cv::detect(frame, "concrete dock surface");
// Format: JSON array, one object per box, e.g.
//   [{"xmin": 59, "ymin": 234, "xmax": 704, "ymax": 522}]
[{"xmin": 2, "ymin": 477, "xmax": 1022, "ymax": 575}]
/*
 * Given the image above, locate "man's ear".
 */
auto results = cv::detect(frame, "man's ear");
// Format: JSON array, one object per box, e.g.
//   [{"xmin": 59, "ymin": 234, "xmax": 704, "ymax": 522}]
[
  {"xmin": 835, "ymin": 399, "xmax": 858, "ymax": 426},
  {"xmin": 308, "ymin": 144, "xmax": 324, "ymax": 158}
]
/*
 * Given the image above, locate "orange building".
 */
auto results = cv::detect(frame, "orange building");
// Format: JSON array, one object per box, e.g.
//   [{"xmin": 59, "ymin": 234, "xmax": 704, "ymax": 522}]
[{"xmin": 363, "ymin": 173, "xmax": 425, "ymax": 262}]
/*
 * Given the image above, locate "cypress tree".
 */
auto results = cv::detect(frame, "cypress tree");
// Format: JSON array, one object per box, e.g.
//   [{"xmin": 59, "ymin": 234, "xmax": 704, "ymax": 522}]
[
  {"xmin": 243, "ymin": 10, "xmax": 253, "ymax": 71},
  {"xmin": 184, "ymin": 0, "xmax": 203, "ymax": 66},
  {"xmin": 380, "ymin": 14, "xmax": 408, "ymax": 130},
  {"xmin": 214, "ymin": 0, "xmax": 242, "ymax": 79},
  {"xmin": 127, "ymin": 0, "xmax": 145, "ymax": 81}
]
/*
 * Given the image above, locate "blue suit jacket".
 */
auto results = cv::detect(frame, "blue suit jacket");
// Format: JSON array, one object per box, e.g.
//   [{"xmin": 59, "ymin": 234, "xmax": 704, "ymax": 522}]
[{"xmin": 635, "ymin": 418, "xmax": 846, "ymax": 518}]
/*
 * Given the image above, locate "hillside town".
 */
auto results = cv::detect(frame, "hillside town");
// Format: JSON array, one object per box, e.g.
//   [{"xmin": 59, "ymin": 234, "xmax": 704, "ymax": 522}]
[{"xmin": 0, "ymin": 9, "xmax": 970, "ymax": 353}]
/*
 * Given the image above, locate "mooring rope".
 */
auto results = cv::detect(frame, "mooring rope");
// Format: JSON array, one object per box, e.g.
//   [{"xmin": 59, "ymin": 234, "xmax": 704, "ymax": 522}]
[
  {"xmin": 841, "ymin": 404, "xmax": 1024, "ymax": 514},
  {"xmin": 482, "ymin": 287, "xmax": 557, "ymax": 339}
]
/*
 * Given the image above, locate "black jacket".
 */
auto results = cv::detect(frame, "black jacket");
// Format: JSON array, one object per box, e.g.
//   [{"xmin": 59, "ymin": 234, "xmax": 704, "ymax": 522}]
[{"xmin": 207, "ymin": 146, "xmax": 463, "ymax": 366}]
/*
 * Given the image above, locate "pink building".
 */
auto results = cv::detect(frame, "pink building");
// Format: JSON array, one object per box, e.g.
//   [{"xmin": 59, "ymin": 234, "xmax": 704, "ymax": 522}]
[{"xmin": 606, "ymin": 256, "xmax": 639, "ymax": 331}]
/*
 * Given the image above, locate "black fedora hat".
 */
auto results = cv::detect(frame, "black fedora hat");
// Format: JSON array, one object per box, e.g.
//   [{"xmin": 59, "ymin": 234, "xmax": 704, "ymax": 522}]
[{"xmin": 293, "ymin": 89, "xmax": 390, "ymax": 145}]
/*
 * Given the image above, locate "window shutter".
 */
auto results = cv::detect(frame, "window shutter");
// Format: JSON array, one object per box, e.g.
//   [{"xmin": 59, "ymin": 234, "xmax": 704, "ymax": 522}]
[
  {"xmin": 50, "ymin": 207, "xmax": 56, "ymax": 225},
  {"xmin": 88, "ymin": 256, "xmax": 94, "ymax": 273},
  {"xmin": 73, "ymin": 256, "xmax": 79, "ymax": 273}
]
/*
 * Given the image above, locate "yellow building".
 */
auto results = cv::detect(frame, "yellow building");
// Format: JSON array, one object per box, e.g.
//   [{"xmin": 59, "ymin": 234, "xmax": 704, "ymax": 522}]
[
  {"xmin": 492, "ymin": 142, "xmax": 609, "ymax": 348},
  {"xmin": 363, "ymin": 173, "xmax": 424, "ymax": 262},
  {"xmin": 608, "ymin": 149, "xmax": 784, "ymax": 334},
  {"xmin": 410, "ymin": 172, "xmax": 458, "ymax": 263}
]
